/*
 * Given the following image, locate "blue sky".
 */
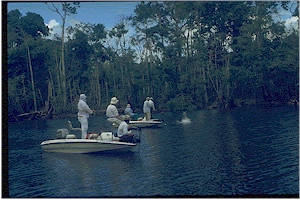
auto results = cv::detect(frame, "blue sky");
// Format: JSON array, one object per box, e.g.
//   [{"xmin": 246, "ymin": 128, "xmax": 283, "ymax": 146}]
[
  {"xmin": 8, "ymin": 2, "xmax": 139, "ymax": 37},
  {"xmin": 7, "ymin": 1, "xmax": 298, "ymax": 38}
]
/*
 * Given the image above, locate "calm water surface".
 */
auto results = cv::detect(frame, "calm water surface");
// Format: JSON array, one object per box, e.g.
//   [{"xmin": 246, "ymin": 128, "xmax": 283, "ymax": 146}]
[{"xmin": 7, "ymin": 106, "xmax": 299, "ymax": 197}]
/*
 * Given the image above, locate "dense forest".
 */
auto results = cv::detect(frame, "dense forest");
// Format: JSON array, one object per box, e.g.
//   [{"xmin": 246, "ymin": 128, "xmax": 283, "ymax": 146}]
[{"xmin": 6, "ymin": 1, "xmax": 299, "ymax": 121}]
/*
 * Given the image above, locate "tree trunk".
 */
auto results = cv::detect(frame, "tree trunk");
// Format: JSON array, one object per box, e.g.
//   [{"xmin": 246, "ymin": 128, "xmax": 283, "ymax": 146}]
[
  {"xmin": 21, "ymin": 75, "xmax": 28, "ymax": 112},
  {"xmin": 225, "ymin": 56, "xmax": 231, "ymax": 108},
  {"xmin": 61, "ymin": 15, "xmax": 67, "ymax": 107},
  {"xmin": 96, "ymin": 66, "xmax": 101, "ymax": 108},
  {"xmin": 105, "ymin": 78, "xmax": 109, "ymax": 105},
  {"xmin": 202, "ymin": 66, "xmax": 208, "ymax": 107},
  {"xmin": 26, "ymin": 44, "xmax": 37, "ymax": 112}
]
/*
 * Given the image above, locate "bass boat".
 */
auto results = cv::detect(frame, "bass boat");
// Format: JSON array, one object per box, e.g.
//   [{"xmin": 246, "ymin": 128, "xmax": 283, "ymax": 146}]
[
  {"xmin": 129, "ymin": 119, "xmax": 162, "ymax": 128},
  {"xmin": 41, "ymin": 127, "xmax": 139, "ymax": 154},
  {"xmin": 112, "ymin": 116, "xmax": 163, "ymax": 128},
  {"xmin": 112, "ymin": 118, "xmax": 162, "ymax": 128}
]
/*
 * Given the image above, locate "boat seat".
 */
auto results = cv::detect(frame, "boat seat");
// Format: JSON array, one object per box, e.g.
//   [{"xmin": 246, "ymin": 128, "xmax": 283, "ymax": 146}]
[
  {"xmin": 67, "ymin": 121, "xmax": 81, "ymax": 131},
  {"xmin": 56, "ymin": 128, "xmax": 70, "ymax": 139},
  {"xmin": 66, "ymin": 134, "xmax": 76, "ymax": 139}
]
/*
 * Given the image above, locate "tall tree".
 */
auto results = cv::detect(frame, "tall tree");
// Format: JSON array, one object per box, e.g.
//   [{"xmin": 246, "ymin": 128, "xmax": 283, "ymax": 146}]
[
  {"xmin": 8, "ymin": 10, "xmax": 49, "ymax": 113},
  {"xmin": 46, "ymin": 2, "xmax": 80, "ymax": 107}
]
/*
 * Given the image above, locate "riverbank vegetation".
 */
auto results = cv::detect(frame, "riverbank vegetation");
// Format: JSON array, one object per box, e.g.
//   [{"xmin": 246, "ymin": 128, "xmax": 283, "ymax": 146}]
[{"xmin": 6, "ymin": 1, "xmax": 299, "ymax": 121}]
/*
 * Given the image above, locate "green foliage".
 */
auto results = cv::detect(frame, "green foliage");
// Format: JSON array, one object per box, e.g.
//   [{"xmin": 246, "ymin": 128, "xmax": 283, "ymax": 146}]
[
  {"xmin": 165, "ymin": 95, "xmax": 197, "ymax": 112},
  {"xmin": 7, "ymin": 2, "xmax": 299, "ymax": 118},
  {"xmin": 8, "ymin": 76, "xmax": 27, "ymax": 114}
]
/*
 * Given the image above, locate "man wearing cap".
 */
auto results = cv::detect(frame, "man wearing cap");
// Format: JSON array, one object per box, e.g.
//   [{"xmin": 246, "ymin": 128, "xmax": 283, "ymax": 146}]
[
  {"xmin": 77, "ymin": 94, "xmax": 94, "ymax": 139},
  {"xmin": 106, "ymin": 97, "xmax": 123, "ymax": 126}
]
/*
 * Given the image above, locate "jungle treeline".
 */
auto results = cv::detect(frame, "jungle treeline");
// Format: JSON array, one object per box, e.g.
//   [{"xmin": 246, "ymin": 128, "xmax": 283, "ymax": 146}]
[{"xmin": 6, "ymin": 1, "xmax": 299, "ymax": 120}]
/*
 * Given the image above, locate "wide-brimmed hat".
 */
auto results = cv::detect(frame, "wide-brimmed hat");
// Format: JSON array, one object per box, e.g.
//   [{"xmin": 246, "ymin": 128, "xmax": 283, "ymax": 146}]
[
  {"xmin": 126, "ymin": 104, "xmax": 131, "ymax": 108},
  {"xmin": 80, "ymin": 94, "xmax": 87, "ymax": 100},
  {"xmin": 146, "ymin": 97, "xmax": 150, "ymax": 100},
  {"xmin": 110, "ymin": 97, "xmax": 119, "ymax": 104},
  {"xmin": 150, "ymin": 97, "xmax": 154, "ymax": 100}
]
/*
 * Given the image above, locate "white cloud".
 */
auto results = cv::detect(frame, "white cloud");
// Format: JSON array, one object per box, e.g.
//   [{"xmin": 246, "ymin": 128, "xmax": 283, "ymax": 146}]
[
  {"xmin": 46, "ymin": 19, "xmax": 59, "ymax": 29},
  {"xmin": 44, "ymin": 18, "xmax": 86, "ymax": 40},
  {"xmin": 45, "ymin": 19, "xmax": 61, "ymax": 38},
  {"xmin": 285, "ymin": 16, "xmax": 299, "ymax": 30}
]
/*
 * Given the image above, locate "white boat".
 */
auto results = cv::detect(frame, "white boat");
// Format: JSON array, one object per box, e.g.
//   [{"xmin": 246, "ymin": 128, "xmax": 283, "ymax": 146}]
[
  {"xmin": 112, "ymin": 115, "xmax": 163, "ymax": 128},
  {"xmin": 112, "ymin": 118, "xmax": 163, "ymax": 128},
  {"xmin": 129, "ymin": 119, "xmax": 162, "ymax": 128},
  {"xmin": 41, "ymin": 128, "xmax": 138, "ymax": 154}
]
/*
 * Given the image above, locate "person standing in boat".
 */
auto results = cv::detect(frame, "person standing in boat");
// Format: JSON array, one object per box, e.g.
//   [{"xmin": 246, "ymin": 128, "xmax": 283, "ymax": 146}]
[
  {"xmin": 77, "ymin": 94, "xmax": 94, "ymax": 139},
  {"xmin": 143, "ymin": 97, "xmax": 151, "ymax": 121},
  {"xmin": 106, "ymin": 97, "xmax": 123, "ymax": 126},
  {"xmin": 149, "ymin": 97, "xmax": 155, "ymax": 119},
  {"xmin": 117, "ymin": 116, "xmax": 134, "ymax": 141}
]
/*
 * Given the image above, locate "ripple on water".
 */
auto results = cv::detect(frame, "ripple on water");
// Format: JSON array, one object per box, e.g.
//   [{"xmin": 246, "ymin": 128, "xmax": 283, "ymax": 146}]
[{"xmin": 8, "ymin": 107, "xmax": 299, "ymax": 197}]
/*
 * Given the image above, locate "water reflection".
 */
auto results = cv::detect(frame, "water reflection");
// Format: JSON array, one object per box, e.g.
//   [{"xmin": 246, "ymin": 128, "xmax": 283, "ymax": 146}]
[
  {"xmin": 8, "ymin": 107, "xmax": 299, "ymax": 197},
  {"xmin": 41, "ymin": 151, "xmax": 139, "ymax": 197}
]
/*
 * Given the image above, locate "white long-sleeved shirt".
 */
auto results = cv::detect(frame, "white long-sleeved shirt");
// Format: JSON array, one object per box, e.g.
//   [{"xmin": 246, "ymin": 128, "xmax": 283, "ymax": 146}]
[
  {"xmin": 149, "ymin": 100, "xmax": 155, "ymax": 109},
  {"xmin": 77, "ymin": 100, "xmax": 93, "ymax": 118},
  {"xmin": 106, "ymin": 104, "xmax": 119, "ymax": 118},
  {"xmin": 117, "ymin": 121, "xmax": 131, "ymax": 137},
  {"xmin": 143, "ymin": 100, "xmax": 151, "ymax": 113}
]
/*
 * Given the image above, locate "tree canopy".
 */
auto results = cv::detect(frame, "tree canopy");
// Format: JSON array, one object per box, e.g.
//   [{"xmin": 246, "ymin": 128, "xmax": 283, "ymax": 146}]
[{"xmin": 6, "ymin": 1, "xmax": 299, "ymax": 120}]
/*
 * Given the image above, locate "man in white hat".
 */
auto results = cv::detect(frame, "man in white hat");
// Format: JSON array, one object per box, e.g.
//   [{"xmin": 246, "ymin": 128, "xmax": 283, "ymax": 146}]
[
  {"xmin": 77, "ymin": 94, "xmax": 94, "ymax": 139},
  {"xmin": 106, "ymin": 97, "xmax": 123, "ymax": 126}
]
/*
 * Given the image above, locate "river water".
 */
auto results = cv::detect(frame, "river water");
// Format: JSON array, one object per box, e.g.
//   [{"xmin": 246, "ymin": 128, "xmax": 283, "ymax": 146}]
[{"xmin": 6, "ymin": 106, "xmax": 299, "ymax": 197}]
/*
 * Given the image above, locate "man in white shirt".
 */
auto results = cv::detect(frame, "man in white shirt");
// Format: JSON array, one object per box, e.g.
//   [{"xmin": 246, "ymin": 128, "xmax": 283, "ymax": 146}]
[
  {"xmin": 106, "ymin": 97, "xmax": 123, "ymax": 126},
  {"xmin": 149, "ymin": 97, "xmax": 155, "ymax": 119},
  {"xmin": 77, "ymin": 94, "xmax": 94, "ymax": 139},
  {"xmin": 143, "ymin": 97, "xmax": 151, "ymax": 121},
  {"xmin": 117, "ymin": 116, "xmax": 134, "ymax": 141}
]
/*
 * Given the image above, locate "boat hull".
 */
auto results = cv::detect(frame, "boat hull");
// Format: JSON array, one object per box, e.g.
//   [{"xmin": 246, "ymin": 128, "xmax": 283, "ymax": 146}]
[
  {"xmin": 129, "ymin": 120, "xmax": 162, "ymax": 128},
  {"xmin": 41, "ymin": 139, "xmax": 136, "ymax": 154}
]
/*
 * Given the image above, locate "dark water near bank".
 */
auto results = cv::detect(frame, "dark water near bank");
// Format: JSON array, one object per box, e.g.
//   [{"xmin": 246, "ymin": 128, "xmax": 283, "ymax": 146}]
[{"xmin": 7, "ymin": 106, "xmax": 299, "ymax": 197}]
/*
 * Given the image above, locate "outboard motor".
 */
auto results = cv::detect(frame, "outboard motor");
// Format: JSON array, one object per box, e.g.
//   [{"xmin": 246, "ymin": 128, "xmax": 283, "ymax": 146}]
[{"xmin": 56, "ymin": 128, "xmax": 69, "ymax": 139}]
